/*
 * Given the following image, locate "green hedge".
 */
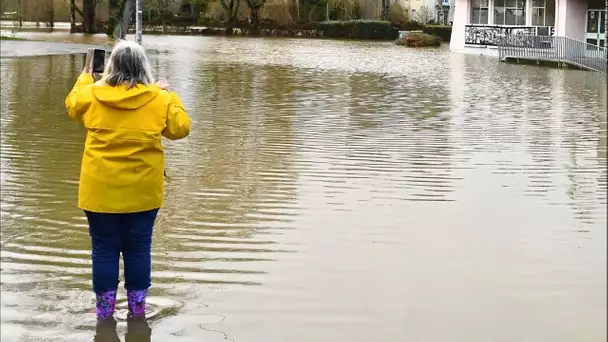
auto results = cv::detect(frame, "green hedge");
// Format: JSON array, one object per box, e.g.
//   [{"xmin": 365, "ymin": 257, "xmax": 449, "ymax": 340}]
[
  {"xmin": 319, "ymin": 20, "xmax": 398, "ymax": 40},
  {"xmin": 421, "ymin": 25, "xmax": 452, "ymax": 42},
  {"xmin": 392, "ymin": 20, "xmax": 426, "ymax": 31}
]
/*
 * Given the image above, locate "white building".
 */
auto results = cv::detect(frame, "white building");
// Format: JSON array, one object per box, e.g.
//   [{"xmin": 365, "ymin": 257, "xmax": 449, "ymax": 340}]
[{"xmin": 450, "ymin": 0, "xmax": 606, "ymax": 55}]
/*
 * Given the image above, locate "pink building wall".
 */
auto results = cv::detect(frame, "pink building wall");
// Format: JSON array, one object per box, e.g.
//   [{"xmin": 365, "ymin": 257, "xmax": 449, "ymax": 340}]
[
  {"xmin": 555, "ymin": 0, "xmax": 568, "ymax": 36},
  {"xmin": 564, "ymin": 0, "xmax": 588, "ymax": 41},
  {"xmin": 556, "ymin": 0, "xmax": 588, "ymax": 40}
]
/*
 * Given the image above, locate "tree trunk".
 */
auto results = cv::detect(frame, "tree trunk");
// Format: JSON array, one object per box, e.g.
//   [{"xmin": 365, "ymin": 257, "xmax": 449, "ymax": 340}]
[
  {"xmin": 70, "ymin": 0, "xmax": 76, "ymax": 32},
  {"xmin": 18, "ymin": 0, "xmax": 22, "ymax": 27},
  {"xmin": 251, "ymin": 7, "xmax": 260, "ymax": 35},
  {"xmin": 107, "ymin": 0, "xmax": 120, "ymax": 36},
  {"xmin": 246, "ymin": 0, "xmax": 263, "ymax": 35},
  {"xmin": 83, "ymin": 0, "xmax": 96, "ymax": 33},
  {"xmin": 121, "ymin": 0, "xmax": 135, "ymax": 38},
  {"xmin": 382, "ymin": 0, "xmax": 389, "ymax": 20},
  {"xmin": 158, "ymin": 0, "xmax": 167, "ymax": 34},
  {"xmin": 48, "ymin": 0, "xmax": 55, "ymax": 28},
  {"xmin": 221, "ymin": 0, "xmax": 241, "ymax": 31}
]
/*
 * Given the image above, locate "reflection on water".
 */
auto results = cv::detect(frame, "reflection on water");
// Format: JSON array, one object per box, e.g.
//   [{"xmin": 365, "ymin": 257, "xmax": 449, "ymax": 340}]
[
  {"xmin": 0, "ymin": 37, "xmax": 606, "ymax": 342},
  {"xmin": 94, "ymin": 317, "xmax": 151, "ymax": 342}
]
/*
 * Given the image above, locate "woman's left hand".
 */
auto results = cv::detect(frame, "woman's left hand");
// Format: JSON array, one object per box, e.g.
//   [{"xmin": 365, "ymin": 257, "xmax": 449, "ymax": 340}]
[{"xmin": 156, "ymin": 78, "xmax": 170, "ymax": 90}]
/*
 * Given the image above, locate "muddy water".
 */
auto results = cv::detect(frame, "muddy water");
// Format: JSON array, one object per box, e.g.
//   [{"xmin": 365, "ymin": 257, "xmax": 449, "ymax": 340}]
[{"xmin": 1, "ymin": 36, "xmax": 606, "ymax": 342}]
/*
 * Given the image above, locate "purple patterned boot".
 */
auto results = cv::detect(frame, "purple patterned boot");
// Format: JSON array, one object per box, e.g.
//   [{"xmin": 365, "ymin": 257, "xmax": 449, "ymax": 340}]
[
  {"xmin": 127, "ymin": 289, "xmax": 148, "ymax": 318},
  {"xmin": 96, "ymin": 290, "xmax": 117, "ymax": 321}
]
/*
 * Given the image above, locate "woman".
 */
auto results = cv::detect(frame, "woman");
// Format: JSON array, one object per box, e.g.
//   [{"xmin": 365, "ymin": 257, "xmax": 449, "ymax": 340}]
[{"xmin": 65, "ymin": 40, "xmax": 191, "ymax": 321}]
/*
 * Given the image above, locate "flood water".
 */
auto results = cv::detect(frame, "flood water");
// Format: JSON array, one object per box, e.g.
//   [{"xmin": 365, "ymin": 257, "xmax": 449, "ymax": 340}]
[{"xmin": 1, "ymin": 35, "xmax": 607, "ymax": 342}]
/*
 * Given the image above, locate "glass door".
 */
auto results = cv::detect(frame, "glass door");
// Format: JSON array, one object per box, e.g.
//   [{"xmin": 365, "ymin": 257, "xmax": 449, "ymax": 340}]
[{"xmin": 586, "ymin": 10, "xmax": 606, "ymax": 48}]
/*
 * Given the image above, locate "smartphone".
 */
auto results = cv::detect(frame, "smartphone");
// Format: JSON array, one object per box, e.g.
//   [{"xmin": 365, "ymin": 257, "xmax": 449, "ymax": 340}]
[
  {"xmin": 84, "ymin": 48, "xmax": 106, "ymax": 74},
  {"xmin": 92, "ymin": 49, "xmax": 106, "ymax": 73}
]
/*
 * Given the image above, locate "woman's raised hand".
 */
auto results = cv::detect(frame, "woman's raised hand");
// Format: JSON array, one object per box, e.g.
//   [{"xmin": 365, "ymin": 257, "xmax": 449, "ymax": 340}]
[{"xmin": 156, "ymin": 78, "xmax": 170, "ymax": 90}]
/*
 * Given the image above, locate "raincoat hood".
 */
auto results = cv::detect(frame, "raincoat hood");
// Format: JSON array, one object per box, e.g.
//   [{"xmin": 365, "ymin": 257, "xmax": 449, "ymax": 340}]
[{"xmin": 92, "ymin": 84, "xmax": 161, "ymax": 110}]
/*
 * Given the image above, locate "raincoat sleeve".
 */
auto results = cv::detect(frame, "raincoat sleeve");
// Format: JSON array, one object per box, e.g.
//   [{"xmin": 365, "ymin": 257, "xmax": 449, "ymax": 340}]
[
  {"xmin": 65, "ymin": 73, "xmax": 95, "ymax": 123},
  {"xmin": 162, "ymin": 91, "xmax": 191, "ymax": 140}
]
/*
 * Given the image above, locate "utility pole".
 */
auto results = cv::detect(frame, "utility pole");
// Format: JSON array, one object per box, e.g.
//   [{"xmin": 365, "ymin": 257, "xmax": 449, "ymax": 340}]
[
  {"xmin": 136, "ymin": 0, "xmax": 142, "ymax": 44},
  {"xmin": 17, "ymin": 0, "xmax": 22, "ymax": 28},
  {"xmin": 70, "ymin": 0, "xmax": 75, "ymax": 32},
  {"xmin": 49, "ymin": 0, "xmax": 55, "ymax": 28}
]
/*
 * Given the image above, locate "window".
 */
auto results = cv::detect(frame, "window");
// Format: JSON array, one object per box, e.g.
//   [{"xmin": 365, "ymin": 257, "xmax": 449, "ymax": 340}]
[
  {"xmin": 494, "ymin": 0, "xmax": 525, "ymax": 25},
  {"xmin": 471, "ymin": 0, "xmax": 489, "ymax": 24},
  {"xmin": 494, "ymin": 0, "xmax": 505, "ymax": 24},
  {"xmin": 531, "ymin": 0, "xmax": 555, "ymax": 26}
]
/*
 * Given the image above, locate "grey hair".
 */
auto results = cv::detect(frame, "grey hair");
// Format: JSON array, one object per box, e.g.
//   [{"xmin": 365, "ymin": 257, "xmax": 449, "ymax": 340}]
[{"xmin": 101, "ymin": 40, "xmax": 154, "ymax": 89}]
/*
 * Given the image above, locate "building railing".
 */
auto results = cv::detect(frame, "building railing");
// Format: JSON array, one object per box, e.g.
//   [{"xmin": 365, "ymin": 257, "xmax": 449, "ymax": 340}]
[
  {"xmin": 497, "ymin": 34, "xmax": 607, "ymax": 73},
  {"xmin": 465, "ymin": 24, "xmax": 555, "ymax": 46}
]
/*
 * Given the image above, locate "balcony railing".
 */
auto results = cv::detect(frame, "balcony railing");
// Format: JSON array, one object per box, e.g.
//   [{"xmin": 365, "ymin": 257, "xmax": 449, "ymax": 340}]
[
  {"xmin": 465, "ymin": 24, "xmax": 555, "ymax": 46},
  {"xmin": 497, "ymin": 34, "xmax": 607, "ymax": 73}
]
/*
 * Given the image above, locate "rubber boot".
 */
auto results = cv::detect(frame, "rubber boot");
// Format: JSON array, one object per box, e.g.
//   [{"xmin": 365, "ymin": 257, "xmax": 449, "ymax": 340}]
[
  {"xmin": 127, "ymin": 289, "xmax": 148, "ymax": 318},
  {"xmin": 96, "ymin": 290, "xmax": 117, "ymax": 321}
]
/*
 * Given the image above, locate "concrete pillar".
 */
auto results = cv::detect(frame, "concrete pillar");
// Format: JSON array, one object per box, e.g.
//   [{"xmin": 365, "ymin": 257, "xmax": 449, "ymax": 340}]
[
  {"xmin": 556, "ymin": 0, "xmax": 587, "ymax": 40},
  {"xmin": 450, "ymin": 0, "xmax": 469, "ymax": 49},
  {"xmin": 555, "ymin": 0, "xmax": 567, "ymax": 36}
]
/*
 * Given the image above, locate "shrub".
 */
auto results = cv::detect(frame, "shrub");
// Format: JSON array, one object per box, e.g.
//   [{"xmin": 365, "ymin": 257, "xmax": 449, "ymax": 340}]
[
  {"xmin": 389, "ymin": 3, "xmax": 410, "ymax": 27},
  {"xmin": 394, "ymin": 32, "xmax": 440, "ymax": 47},
  {"xmin": 319, "ymin": 20, "xmax": 398, "ymax": 40},
  {"xmin": 145, "ymin": 14, "xmax": 199, "ymax": 27},
  {"xmin": 422, "ymin": 25, "xmax": 452, "ymax": 42}
]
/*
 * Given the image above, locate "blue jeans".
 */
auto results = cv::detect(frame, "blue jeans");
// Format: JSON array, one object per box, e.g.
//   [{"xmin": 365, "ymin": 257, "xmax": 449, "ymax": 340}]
[{"xmin": 85, "ymin": 209, "xmax": 159, "ymax": 294}]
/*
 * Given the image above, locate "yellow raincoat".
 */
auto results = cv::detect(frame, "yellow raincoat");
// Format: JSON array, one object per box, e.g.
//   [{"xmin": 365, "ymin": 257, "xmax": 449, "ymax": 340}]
[{"xmin": 65, "ymin": 73, "xmax": 191, "ymax": 213}]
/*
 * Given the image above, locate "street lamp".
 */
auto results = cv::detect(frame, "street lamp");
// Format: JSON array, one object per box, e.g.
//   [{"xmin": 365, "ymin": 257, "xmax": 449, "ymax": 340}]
[{"xmin": 136, "ymin": 0, "xmax": 142, "ymax": 44}]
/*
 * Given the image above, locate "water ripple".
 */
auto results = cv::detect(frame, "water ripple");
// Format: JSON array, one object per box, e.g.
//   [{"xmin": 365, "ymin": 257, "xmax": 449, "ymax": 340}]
[{"xmin": 0, "ymin": 36, "xmax": 606, "ymax": 342}]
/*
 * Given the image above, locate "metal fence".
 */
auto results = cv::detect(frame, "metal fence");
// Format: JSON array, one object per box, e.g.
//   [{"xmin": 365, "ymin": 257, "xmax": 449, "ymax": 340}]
[{"xmin": 497, "ymin": 34, "xmax": 607, "ymax": 73}]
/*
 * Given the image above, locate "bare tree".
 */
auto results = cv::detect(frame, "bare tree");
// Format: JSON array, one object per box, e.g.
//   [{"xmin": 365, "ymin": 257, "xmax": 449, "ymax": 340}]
[
  {"xmin": 47, "ymin": 0, "xmax": 54, "ymax": 28},
  {"xmin": 70, "ymin": 0, "xmax": 76, "ymax": 31},
  {"xmin": 413, "ymin": 5, "xmax": 434, "ymax": 23},
  {"xmin": 82, "ymin": 0, "xmax": 103, "ymax": 33},
  {"xmin": 121, "ymin": 0, "xmax": 135, "ymax": 37},
  {"xmin": 245, "ymin": 0, "xmax": 266, "ymax": 34},
  {"xmin": 389, "ymin": 3, "xmax": 411, "ymax": 24},
  {"xmin": 220, "ymin": 0, "xmax": 240, "ymax": 32},
  {"xmin": 381, "ymin": 0, "xmax": 388, "ymax": 20},
  {"xmin": 0, "ymin": 0, "xmax": 9, "ymax": 17},
  {"xmin": 18, "ymin": 0, "xmax": 23, "ymax": 27},
  {"xmin": 157, "ymin": 0, "xmax": 166, "ymax": 23}
]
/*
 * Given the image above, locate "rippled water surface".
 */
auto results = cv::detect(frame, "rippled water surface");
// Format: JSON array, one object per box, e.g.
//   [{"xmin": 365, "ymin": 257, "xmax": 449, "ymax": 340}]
[{"xmin": 1, "ymin": 36, "xmax": 607, "ymax": 342}]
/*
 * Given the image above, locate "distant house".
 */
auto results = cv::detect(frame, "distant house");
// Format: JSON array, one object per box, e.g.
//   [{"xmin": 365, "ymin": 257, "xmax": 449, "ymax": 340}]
[
  {"xmin": 397, "ymin": 0, "xmax": 455, "ymax": 23},
  {"xmin": 450, "ymin": 0, "xmax": 606, "ymax": 55}
]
